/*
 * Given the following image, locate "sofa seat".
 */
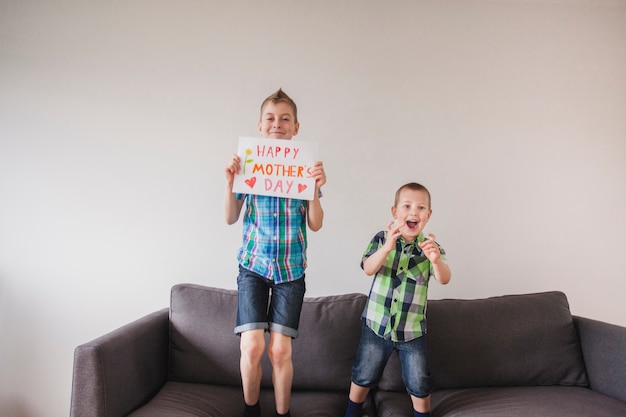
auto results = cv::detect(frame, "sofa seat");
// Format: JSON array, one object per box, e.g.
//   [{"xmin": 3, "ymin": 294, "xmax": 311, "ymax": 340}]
[
  {"xmin": 127, "ymin": 382, "xmax": 349, "ymax": 417},
  {"xmin": 376, "ymin": 386, "xmax": 626, "ymax": 417}
]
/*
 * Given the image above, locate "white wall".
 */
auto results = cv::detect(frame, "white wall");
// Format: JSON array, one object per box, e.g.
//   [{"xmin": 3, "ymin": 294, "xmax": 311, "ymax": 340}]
[{"xmin": 1, "ymin": 0, "xmax": 625, "ymax": 416}]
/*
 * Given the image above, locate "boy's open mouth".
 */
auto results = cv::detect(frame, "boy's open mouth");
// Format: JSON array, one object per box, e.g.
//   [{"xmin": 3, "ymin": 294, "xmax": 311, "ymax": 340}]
[{"xmin": 406, "ymin": 220, "xmax": 418, "ymax": 229}]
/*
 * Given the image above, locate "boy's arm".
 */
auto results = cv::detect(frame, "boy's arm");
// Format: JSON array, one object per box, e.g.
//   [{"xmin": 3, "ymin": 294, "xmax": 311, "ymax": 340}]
[
  {"xmin": 307, "ymin": 192, "xmax": 324, "ymax": 231},
  {"xmin": 362, "ymin": 226, "xmax": 401, "ymax": 276},
  {"xmin": 224, "ymin": 186, "xmax": 244, "ymax": 225},
  {"xmin": 362, "ymin": 245, "xmax": 392, "ymax": 276},
  {"xmin": 306, "ymin": 161, "xmax": 326, "ymax": 231},
  {"xmin": 225, "ymin": 155, "xmax": 244, "ymax": 224},
  {"xmin": 431, "ymin": 258, "xmax": 451, "ymax": 285},
  {"xmin": 419, "ymin": 233, "xmax": 451, "ymax": 285}
]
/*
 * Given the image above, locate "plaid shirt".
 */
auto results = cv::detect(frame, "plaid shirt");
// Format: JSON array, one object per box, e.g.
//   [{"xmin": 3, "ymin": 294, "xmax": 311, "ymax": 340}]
[
  {"xmin": 237, "ymin": 194, "xmax": 308, "ymax": 284},
  {"xmin": 361, "ymin": 231, "xmax": 446, "ymax": 342}
]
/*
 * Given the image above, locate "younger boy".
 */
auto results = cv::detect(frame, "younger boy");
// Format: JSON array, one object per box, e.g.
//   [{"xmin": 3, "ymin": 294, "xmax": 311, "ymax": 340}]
[
  {"xmin": 224, "ymin": 89, "xmax": 326, "ymax": 417},
  {"xmin": 344, "ymin": 182, "xmax": 451, "ymax": 417}
]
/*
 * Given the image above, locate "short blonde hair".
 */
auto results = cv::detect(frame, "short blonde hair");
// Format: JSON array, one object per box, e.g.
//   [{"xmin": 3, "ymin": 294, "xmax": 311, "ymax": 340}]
[
  {"xmin": 394, "ymin": 182, "xmax": 432, "ymax": 208},
  {"xmin": 260, "ymin": 88, "xmax": 298, "ymax": 123}
]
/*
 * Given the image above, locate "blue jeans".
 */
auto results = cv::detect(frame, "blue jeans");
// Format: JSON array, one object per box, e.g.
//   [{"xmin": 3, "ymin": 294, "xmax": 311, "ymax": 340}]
[
  {"xmin": 235, "ymin": 266, "xmax": 306, "ymax": 338},
  {"xmin": 351, "ymin": 324, "xmax": 433, "ymax": 398}
]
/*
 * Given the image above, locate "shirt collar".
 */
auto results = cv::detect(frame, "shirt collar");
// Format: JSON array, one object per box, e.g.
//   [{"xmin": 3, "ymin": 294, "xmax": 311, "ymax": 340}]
[{"xmin": 397, "ymin": 233, "xmax": 425, "ymax": 246}]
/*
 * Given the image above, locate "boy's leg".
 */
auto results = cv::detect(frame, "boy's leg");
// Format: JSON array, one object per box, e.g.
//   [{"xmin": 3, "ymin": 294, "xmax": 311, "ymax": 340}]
[
  {"xmin": 345, "ymin": 325, "xmax": 394, "ymax": 417},
  {"xmin": 268, "ymin": 331, "xmax": 293, "ymax": 414},
  {"xmin": 343, "ymin": 382, "xmax": 370, "ymax": 417},
  {"xmin": 410, "ymin": 394, "xmax": 431, "ymax": 415},
  {"xmin": 397, "ymin": 335, "xmax": 433, "ymax": 416},
  {"xmin": 240, "ymin": 329, "xmax": 266, "ymax": 407},
  {"xmin": 235, "ymin": 268, "xmax": 271, "ymax": 414},
  {"xmin": 266, "ymin": 278, "xmax": 306, "ymax": 415},
  {"xmin": 348, "ymin": 381, "xmax": 370, "ymax": 403}
]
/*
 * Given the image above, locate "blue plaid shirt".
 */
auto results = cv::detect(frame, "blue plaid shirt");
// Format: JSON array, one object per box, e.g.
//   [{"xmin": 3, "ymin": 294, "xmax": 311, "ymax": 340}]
[
  {"xmin": 361, "ymin": 231, "xmax": 446, "ymax": 342},
  {"xmin": 237, "ymin": 194, "xmax": 308, "ymax": 284}
]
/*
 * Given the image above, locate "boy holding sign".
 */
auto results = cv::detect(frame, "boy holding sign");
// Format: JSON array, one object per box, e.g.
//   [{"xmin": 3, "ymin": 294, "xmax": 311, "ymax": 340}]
[{"xmin": 224, "ymin": 89, "xmax": 326, "ymax": 417}]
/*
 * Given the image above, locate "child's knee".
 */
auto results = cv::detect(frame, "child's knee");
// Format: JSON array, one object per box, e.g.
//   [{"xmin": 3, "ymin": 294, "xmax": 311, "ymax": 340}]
[
  {"xmin": 267, "ymin": 334, "xmax": 292, "ymax": 365},
  {"xmin": 240, "ymin": 331, "xmax": 265, "ymax": 361}
]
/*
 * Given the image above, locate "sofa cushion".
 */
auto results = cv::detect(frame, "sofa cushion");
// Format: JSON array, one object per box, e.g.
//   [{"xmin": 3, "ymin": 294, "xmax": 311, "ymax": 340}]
[
  {"xmin": 169, "ymin": 285, "xmax": 242, "ymax": 386},
  {"xmin": 291, "ymin": 292, "xmax": 367, "ymax": 390},
  {"xmin": 375, "ymin": 386, "xmax": 626, "ymax": 417},
  {"xmin": 127, "ymin": 381, "xmax": 351, "ymax": 417},
  {"xmin": 169, "ymin": 283, "xmax": 366, "ymax": 391},
  {"xmin": 379, "ymin": 291, "xmax": 588, "ymax": 391}
]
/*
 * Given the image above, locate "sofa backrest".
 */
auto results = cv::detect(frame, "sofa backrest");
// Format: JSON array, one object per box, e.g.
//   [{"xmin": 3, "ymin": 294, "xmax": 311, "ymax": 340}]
[
  {"xmin": 291, "ymin": 291, "xmax": 366, "ymax": 390},
  {"xmin": 379, "ymin": 291, "xmax": 589, "ymax": 391},
  {"xmin": 168, "ymin": 283, "xmax": 366, "ymax": 391},
  {"xmin": 169, "ymin": 284, "xmax": 242, "ymax": 386}
]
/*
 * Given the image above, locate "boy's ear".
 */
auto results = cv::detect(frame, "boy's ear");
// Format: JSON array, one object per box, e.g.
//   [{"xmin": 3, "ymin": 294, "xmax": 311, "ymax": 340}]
[
  {"xmin": 391, "ymin": 206, "xmax": 397, "ymax": 218},
  {"xmin": 423, "ymin": 208, "xmax": 433, "ymax": 224}
]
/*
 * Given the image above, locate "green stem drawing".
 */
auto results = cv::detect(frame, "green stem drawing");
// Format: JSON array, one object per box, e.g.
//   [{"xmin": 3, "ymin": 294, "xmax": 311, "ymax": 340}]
[{"xmin": 243, "ymin": 148, "xmax": 253, "ymax": 174}]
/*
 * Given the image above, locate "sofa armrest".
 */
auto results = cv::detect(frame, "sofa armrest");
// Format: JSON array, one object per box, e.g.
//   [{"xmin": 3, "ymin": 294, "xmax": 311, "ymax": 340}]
[
  {"xmin": 573, "ymin": 316, "xmax": 626, "ymax": 403},
  {"xmin": 70, "ymin": 308, "xmax": 170, "ymax": 417}
]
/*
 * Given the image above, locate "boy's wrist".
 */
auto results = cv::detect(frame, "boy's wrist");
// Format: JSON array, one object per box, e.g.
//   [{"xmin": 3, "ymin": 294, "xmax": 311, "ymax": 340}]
[
  {"xmin": 380, "ymin": 244, "xmax": 394, "ymax": 255},
  {"xmin": 431, "ymin": 258, "xmax": 445, "ymax": 267}
]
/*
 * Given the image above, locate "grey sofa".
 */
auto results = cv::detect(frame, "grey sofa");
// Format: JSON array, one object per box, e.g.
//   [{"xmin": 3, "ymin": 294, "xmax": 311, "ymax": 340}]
[{"xmin": 70, "ymin": 284, "xmax": 626, "ymax": 417}]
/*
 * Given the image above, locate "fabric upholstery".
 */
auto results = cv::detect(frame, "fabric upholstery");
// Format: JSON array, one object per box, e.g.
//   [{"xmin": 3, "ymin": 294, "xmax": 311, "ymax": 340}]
[
  {"xmin": 169, "ymin": 285, "xmax": 242, "ymax": 386},
  {"xmin": 574, "ymin": 316, "xmax": 626, "ymax": 403},
  {"xmin": 375, "ymin": 386, "xmax": 626, "ymax": 417},
  {"xmin": 379, "ymin": 291, "xmax": 588, "ymax": 391},
  {"xmin": 168, "ymin": 283, "xmax": 366, "ymax": 391},
  {"xmin": 71, "ymin": 308, "xmax": 169, "ymax": 417},
  {"xmin": 291, "ymin": 292, "xmax": 366, "ymax": 390},
  {"xmin": 71, "ymin": 285, "xmax": 626, "ymax": 417},
  {"xmin": 127, "ymin": 381, "xmax": 350, "ymax": 417}
]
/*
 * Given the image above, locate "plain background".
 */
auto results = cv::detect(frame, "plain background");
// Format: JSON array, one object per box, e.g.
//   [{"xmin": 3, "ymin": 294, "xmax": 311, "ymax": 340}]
[{"xmin": 1, "ymin": 0, "xmax": 625, "ymax": 416}]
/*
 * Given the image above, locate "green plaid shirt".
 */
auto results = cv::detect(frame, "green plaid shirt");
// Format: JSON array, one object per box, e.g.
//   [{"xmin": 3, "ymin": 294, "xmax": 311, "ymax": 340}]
[{"xmin": 361, "ymin": 231, "xmax": 446, "ymax": 342}]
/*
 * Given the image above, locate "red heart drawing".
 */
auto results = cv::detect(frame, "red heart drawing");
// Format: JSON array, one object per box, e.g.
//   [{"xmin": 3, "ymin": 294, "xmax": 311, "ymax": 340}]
[
  {"xmin": 297, "ymin": 184, "xmax": 307, "ymax": 193},
  {"xmin": 245, "ymin": 177, "xmax": 257, "ymax": 188}
]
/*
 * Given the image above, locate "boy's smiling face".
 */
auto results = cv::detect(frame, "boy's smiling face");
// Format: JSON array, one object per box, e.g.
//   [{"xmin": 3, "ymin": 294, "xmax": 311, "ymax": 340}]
[
  {"xmin": 258, "ymin": 101, "xmax": 300, "ymax": 140},
  {"xmin": 392, "ymin": 188, "xmax": 432, "ymax": 242}
]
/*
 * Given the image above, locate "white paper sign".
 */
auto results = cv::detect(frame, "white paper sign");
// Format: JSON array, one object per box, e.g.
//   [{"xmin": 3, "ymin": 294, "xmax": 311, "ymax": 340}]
[{"xmin": 232, "ymin": 136, "xmax": 319, "ymax": 200}]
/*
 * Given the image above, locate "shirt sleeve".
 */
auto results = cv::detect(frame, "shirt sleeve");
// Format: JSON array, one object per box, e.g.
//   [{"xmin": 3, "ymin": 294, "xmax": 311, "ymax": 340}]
[{"xmin": 360, "ymin": 231, "xmax": 386, "ymax": 270}]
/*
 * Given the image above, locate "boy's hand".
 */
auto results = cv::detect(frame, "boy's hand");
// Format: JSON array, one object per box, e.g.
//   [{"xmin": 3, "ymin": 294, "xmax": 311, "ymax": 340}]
[
  {"xmin": 419, "ymin": 233, "xmax": 441, "ymax": 263},
  {"xmin": 310, "ymin": 161, "xmax": 326, "ymax": 191},
  {"xmin": 384, "ymin": 220, "xmax": 403, "ymax": 251},
  {"xmin": 225, "ymin": 155, "xmax": 241, "ymax": 188}
]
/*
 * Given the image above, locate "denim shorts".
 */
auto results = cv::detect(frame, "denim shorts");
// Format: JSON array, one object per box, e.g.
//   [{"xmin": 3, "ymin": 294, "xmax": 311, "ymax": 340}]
[
  {"xmin": 351, "ymin": 324, "xmax": 433, "ymax": 398},
  {"xmin": 234, "ymin": 266, "xmax": 306, "ymax": 338}
]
